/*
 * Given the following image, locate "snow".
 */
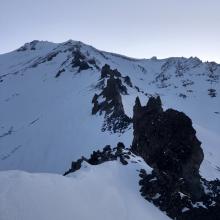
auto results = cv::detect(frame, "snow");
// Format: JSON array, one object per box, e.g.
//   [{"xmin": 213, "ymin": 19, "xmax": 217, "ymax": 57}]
[
  {"xmin": 196, "ymin": 124, "xmax": 220, "ymax": 180},
  {"xmin": 192, "ymin": 202, "xmax": 207, "ymax": 209},
  {"xmin": 0, "ymin": 39, "xmax": 219, "ymax": 181},
  {"xmin": 182, "ymin": 207, "xmax": 190, "ymax": 213},
  {"xmin": 0, "ymin": 47, "xmax": 133, "ymax": 173},
  {"xmin": 0, "ymin": 160, "xmax": 170, "ymax": 220},
  {"xmin": 152, "ymin": 193, "xmax": 161, "ymax": 199},
  {"xmin": 0, "ymin": 39, "xmax": 219, "ymax": 220}
]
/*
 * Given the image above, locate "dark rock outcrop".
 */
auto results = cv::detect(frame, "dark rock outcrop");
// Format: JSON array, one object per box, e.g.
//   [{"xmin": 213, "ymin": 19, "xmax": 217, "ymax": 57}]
[
  {"xmin": 64, "ymin": 143, "xmax": 131, "ymax": 176},
  {"xmin": 123, "ymin": 76, "xmax": 133, "ymax": 87},
  {"xmin": 55, "ymin": 68, "xmax": 65, "ymax": 78},
  {"xmin": 208, "ymin": 88, "xmax": 217, "ymax": 98},
  {"xmin": 17, "ymin": 40, "xmax": 39, "ymax": 51},
  {"xmin": 30, "ymin": 51, "xmax": 60, "ymax": 68},
  {"xmin": 132, "ymin": 96, "xmax": 204, "ymax": 198},
  {"xmin": 92, "ymin": 64, "xmax": 131, "ymax": 133},
  {"xmin": 100, "ymin": 64, "xmax": 122, "ymax": 79},
  {"xmin": 132, "ymin": 96, "xmax": 220, "ymax": 219},
  {"xmin": 139, "ymin": 169, "xmax": 220, "ymax": 220},
  {"xmin": 64, "ymin": 94, "xmax": 220, "ymax": 219},
  {"xmin": 71, "ymin": 49, "xmax": 99, "ymax": 73},
  {"xmin": 71, "ymin": 50, "xmax": 91, "ymax": 72}
]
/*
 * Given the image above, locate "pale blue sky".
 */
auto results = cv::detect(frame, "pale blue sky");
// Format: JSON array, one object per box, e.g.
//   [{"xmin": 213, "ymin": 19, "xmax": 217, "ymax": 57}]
[{"xmin": 0, "ymin": 0, "xmax": 220, "ymax": 62}]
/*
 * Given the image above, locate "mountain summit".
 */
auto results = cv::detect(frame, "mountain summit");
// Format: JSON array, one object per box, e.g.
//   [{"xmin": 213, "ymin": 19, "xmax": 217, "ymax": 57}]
[
  {"xmin": 0, "ymin": 40, "xmax": 219, "ymax": 175},
  {"xmin": 0, "ymin": 40, "xmax": 220, "ymax": 220}
]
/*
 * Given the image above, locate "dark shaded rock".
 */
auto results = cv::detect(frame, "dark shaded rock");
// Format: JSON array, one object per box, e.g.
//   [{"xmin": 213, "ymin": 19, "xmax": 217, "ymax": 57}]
[
  {"xmin": 101, "ymin": 64, "xmax": 121, "ymax": 79},
  {"xmin": 71, "ymin": 158, "xmax": 83, "ymax": 171},
  {"xmin": 179, "ymin": 93, "xmax": 187, "ymax": 99},
  {"xmin": 55, "ymin": 68, "xmax": 65, "ymax": 78},
  {"xmin": 182, "ymin": 79, "xmax": 194, "ymax": 87},
  {"xmin": 91, "ymin": 65, "xmax": 131, "ymax": 133},
  {"xmin": 64, "ymin": 143, "xmax": 130, "ymax": 176},
  {"xmin": 88, "ymin": 58, "xmax": 99, "ymax": 70},
  {"xmin": 132, "ymin": 96, "xmax": 204, "ymax": 198},
  {"xmin": 71, "ymin": 50, "xmax": 91, "ymax": 72},
  {"xmin": 46, "ymin": 51, "xmax": 59, "ymax": 61},
  {"xmin": 139, "ymin": 168, "xmax": 220, "ymax": 220},
  {"xmin": 117, "ymin": 142, "xmax": 125, "ymax": 151},
  {"xmin": 0, "ymin": 126, "xmax": 14, "ymax": 138},
  {"xmin": 120, "ymin": 155, "xmax": 128, "ymax": 165},
  {"xmin": 102, "ymin": 113, "xmax": 131, "ymax": 133},
  {"xmin": 206, "ymin": 62, "xmax": 219, "ymax": 84},
  {"xmin": 104, "ymin": 75, "xmax": 128, "ymax": 96},
  {"xmin": 30, "ymin": 51, "xmax": 60, "ymax": 68},
  {"xmin": 91, "ymin": 93, "xmax": 100, "ymax": 114},
  {"xmin": 132, "ymin": 96, "xmax": 220, "ymax": 219},
  {"xmin": 17, "ymin": 40, "xmax": 39, "ymax": 52},
  {"xmin": 123, "ymin": 76, "xmax": 133, "ymax": 87},
  {"xmin": 134, "ymin": 86, "xmax": 140, "ymax": 92},
  {"xmin": 63, "ymin": 157, "xmax": 86, "ymax": 175},
  {"xmin": 208, "ymin": 88, "xmax": 217, "ymax": 98},
  {"xmin": 103, "ymin": 145, "xmax": 111, "ymax": 152}
]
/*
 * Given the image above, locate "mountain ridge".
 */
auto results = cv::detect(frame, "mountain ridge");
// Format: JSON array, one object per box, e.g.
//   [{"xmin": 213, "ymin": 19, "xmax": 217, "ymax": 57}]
[
  {"xmin": 0, "ymin": 39, "xmax": 219, "ymax": 177},
  {"xmin": 2, "ymin": 39, "xmax": 219, "ymax": 64},
  {"xmin": 0, "ymin": 39, "xmax": 220, "ymax": 220}
]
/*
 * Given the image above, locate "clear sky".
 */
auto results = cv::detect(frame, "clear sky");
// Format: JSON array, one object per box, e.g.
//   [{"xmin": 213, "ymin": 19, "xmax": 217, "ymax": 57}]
[{"xmin": 0, "ymin": 0, "xmax": 220, "ymax": 62}]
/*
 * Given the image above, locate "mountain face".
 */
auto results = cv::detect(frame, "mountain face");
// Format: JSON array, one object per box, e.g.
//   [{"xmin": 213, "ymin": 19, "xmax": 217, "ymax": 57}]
[
  {"xmin": 0, "ymin": 40, "xmax": 219, "ymax": 176},
  {"xmin": 0, "ymin": 40, "xmax": 220, "ymax": 219}
]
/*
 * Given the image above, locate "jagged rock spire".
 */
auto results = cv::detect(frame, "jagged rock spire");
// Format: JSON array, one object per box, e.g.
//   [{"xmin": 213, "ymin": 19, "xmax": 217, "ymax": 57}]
[
  {"xmin": 135, "ymin": 96, "xmax": 141, "ymax": 108},
  {"xmin": 146, "ymin": 96, "xmax": 163, "ymax": 113},
  {"xmin": 132, "ymin": 96, "xmax": 204, "ymax": 199},
  {"xmin": 91, "ymin": 64, "xmax": 131, "ymax": 133}
]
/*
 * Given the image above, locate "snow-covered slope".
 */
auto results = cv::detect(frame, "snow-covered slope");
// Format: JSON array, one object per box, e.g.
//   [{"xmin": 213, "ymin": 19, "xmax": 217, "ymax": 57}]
[
  {"xmin": 0, "ymin": 40, "xmax": 219, "ymax": 179},
  {"xmin": 0, "ymin": 159, "xmax": 170, "ymax": 220}
]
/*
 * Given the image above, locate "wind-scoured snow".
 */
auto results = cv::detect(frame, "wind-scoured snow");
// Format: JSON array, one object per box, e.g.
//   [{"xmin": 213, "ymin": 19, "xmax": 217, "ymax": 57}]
[{"xmin": 0, "ymin": 160, "xmax": 170, "ymax": 220}]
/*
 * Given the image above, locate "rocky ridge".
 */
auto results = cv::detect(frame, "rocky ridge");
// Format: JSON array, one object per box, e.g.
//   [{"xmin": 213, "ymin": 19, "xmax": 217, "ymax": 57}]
[
  {"xmin": 131, "ymin": 97, "xmax": 220, "ymax": 219},
  {"xmin": 66, "ymin": 96, "xmax": 220, "ymax": 220},
  {"xmin": 92, "ymin": 64, "xmax": 132, "ymax": 133},
  {"xmin": 64, "ymin": 142, "xmax": 132, "ymax": 176}
]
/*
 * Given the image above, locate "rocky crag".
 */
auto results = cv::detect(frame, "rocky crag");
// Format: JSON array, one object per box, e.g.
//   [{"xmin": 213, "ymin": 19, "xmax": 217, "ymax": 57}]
[
  {"xmin": 66, "ymin": 95, "xmax": 220, "ymax": 220},
  {"xmin": 64, "ymin": 142, "xmax": 131, "ymax": 176},
  {"xmin": 132, "ymin": 97, "xmax": 220, "ymax": 220},
  {"xmin": 92, "ymin": 64, "xmax": 132, "ymax": 133}
]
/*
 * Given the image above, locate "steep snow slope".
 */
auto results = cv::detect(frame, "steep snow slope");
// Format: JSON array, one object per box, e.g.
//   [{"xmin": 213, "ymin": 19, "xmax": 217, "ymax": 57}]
[
  {"xmin": 0, "ymin": 41, "xmax": 133, "ymax": 172},
  {"xmin": 0, "ymin": 159, "xmax": 170, "ymax": 220},
  {"xmin": 0, "ymin": 40, "xmax": 219, "ymax": 177}
]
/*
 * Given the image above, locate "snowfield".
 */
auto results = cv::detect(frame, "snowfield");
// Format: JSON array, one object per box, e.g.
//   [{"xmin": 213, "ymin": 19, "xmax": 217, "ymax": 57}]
[
  {"xmin": 0, "ymin": 40, "xmax": 219, "ymax": 177},
  {"xmin": 0, "ymin": 40, "xmax": 220, "ymax": 219},
  {"xmin": 0, "ymin": 160, "xmax": 170, "ymax": 220}
]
